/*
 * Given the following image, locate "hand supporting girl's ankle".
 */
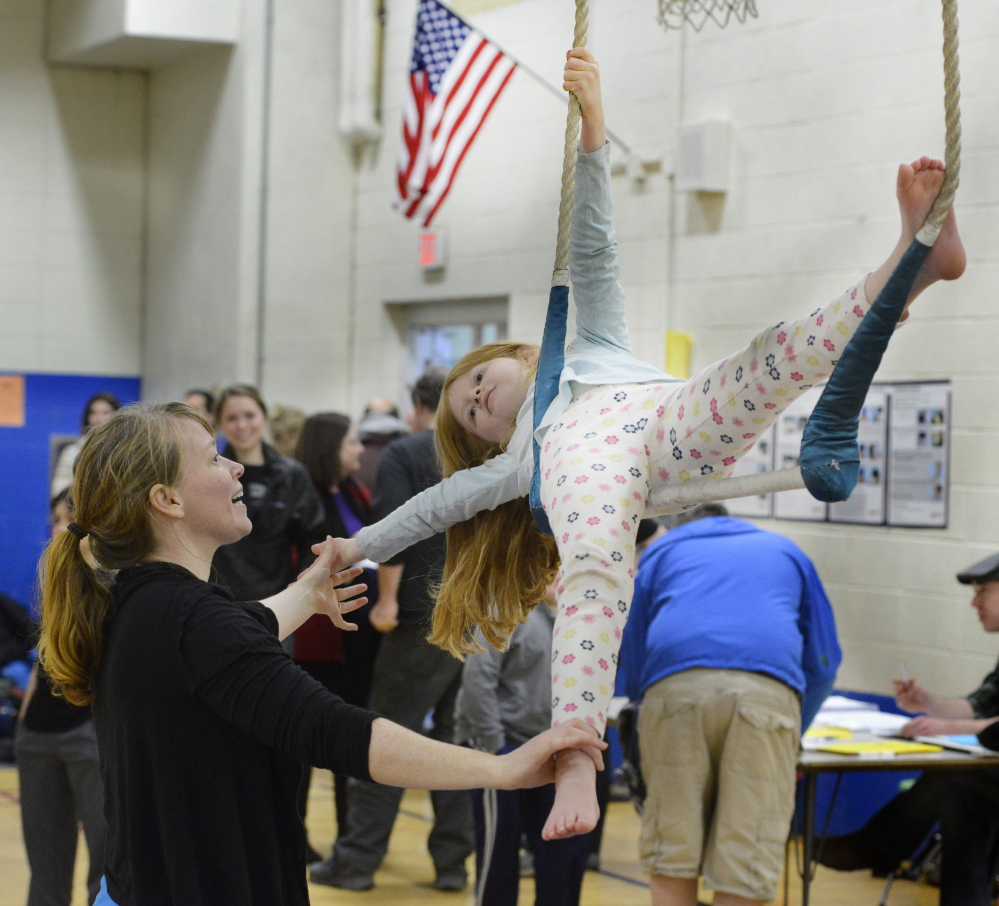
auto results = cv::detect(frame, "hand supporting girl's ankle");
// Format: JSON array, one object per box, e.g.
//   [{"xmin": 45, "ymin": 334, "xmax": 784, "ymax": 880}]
[{"xmin": 542, "ymin": 746, "xmax": 600, "ymax": 840}]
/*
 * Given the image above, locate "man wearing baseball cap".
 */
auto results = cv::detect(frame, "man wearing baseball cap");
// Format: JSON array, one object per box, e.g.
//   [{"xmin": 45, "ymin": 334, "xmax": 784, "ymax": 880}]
[{"xmin": 818, "ymin": 552, "xmax": 999, "ymax": 905}]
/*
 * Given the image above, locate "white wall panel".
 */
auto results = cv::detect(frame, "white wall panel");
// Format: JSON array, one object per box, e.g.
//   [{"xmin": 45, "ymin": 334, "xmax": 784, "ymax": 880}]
[{"xmin": 0, "ymin": 1, "xmax": 143, "ymax": 376}]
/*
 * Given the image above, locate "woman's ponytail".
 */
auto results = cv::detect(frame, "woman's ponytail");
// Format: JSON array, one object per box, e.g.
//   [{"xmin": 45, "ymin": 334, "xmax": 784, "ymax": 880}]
[{"xmin": 37, "ymin": 529, "xmax": 112, "ymax": 706}]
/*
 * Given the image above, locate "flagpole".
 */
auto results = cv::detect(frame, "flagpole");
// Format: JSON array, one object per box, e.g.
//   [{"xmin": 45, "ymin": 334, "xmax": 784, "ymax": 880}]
[
  {"xmin": 435, "ymin": 1, "xmax": 632, "ymax": 153},
  {"xmin": 505, "ymin": 55, "xmax": 632, "ymax": 154}
]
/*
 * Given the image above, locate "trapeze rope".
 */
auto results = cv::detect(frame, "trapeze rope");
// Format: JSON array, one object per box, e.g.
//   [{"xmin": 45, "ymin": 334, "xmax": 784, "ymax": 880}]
[
  {"xmin": 529, "ymin": 0, "xmax": 588, "ymax": 535},
  {"xmin": 532, "ymin": 0, "xmax": 960, "ymax": 530},
  {"xmin": 647, "ymin": 0, "xmax": 961, "ymax": 515}
]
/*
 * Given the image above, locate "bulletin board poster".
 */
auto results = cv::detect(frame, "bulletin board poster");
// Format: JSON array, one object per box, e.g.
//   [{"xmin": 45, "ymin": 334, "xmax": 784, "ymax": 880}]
[
  {"xmin": 886, "ymin": 381, "xmax": 949, "ymax": 528},
  {"xmin": 773, "ymin": 386, "xmax": 827, "ymax": 522},
  {"xmin": 828, "ymin": 388, "xmax": 889, "ymax": 525},
  {"xmin": 0, "ymin": 374, "xmax": 25, "ymax": 427},
  {"xmin": 725, "ymin": 424, "xmax": 775, "ymax": 519}
]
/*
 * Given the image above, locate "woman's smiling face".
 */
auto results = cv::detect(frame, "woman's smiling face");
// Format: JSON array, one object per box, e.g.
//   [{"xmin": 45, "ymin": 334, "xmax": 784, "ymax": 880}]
[
  {"xmin": 173, "ymin": 418, "xmax": 252, "ymax": 548},
  {"xmin": 447, "ymin": 356, "xmax": 530, "ymax": 444},
  {"xmin": 219, "ymin": 395, "xmax": 266, "ymax": 459}
]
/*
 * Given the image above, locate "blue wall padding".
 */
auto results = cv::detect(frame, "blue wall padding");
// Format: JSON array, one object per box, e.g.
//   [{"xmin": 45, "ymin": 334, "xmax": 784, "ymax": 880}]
[
  {"xmin": 800, "ymin": 238, "xmax": 931, "ymax": 501},
  {"xmin": 0, "ymin": 373, "xmax": 141, "ymax": 611},
  {"xmin": 530, "ymin": 284, "xmax": 569, "ymax": 536}
]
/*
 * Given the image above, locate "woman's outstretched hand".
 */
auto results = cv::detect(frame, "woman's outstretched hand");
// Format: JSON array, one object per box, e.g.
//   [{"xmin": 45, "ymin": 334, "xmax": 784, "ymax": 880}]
[{"xmin": 298, "ymin": 538, "xmax": 367, "ymax": 631}]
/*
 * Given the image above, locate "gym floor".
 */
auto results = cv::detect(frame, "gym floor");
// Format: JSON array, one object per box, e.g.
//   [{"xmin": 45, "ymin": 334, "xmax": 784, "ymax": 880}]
[{"xmin": 0, "ymin": 765, "xmax": 937, "ymax": 905}]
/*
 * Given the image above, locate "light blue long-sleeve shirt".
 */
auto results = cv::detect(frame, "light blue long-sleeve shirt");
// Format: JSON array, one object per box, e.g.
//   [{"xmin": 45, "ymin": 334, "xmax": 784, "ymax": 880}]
[{"xmin": 357, "ymin": 143, "xmax": 680, "ymax": 563}]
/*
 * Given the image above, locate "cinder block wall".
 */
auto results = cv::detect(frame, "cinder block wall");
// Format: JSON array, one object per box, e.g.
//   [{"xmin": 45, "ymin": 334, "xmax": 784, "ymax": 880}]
[
  {"xmin": 0, "ymin": 0, "xmax": 144, "ymax": 376},
  {"xmin": 3, "ymin": 0, "xmax": 998, "ymax": 698}
]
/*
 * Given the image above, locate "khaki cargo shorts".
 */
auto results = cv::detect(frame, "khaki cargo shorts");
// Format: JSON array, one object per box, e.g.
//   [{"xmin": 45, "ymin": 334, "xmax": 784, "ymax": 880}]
[{"xmin": 637, "ymin": 668, "xmax": 800, "ymax": 901}]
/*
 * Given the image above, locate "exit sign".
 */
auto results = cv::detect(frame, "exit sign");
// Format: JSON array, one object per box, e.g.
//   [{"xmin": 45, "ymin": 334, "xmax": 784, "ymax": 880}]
[{"xmin": 418, "ymin": 230, "xmax": 447, "ymax": 269}]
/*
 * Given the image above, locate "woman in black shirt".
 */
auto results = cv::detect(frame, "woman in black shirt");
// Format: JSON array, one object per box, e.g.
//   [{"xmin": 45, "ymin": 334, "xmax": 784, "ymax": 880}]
[
  {"xmin": 15, "ymin": 491, "xmax": 106, "ymax": 906},
  {"xmin": 35, "ymin": 402, "xmax": 604, "ymax": 906},
  {"xmin": 211, "ymin": 384, "xmax": 326, "ymax": 603}
]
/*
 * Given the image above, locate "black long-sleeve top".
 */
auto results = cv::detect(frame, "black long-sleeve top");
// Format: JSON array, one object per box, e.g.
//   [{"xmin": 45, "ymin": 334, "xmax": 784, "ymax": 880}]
[
  {"xmin": 211, "ymin": 443, "xmax": 326, "ymax": 601},
  {"xmin": 94, "ymin": 563, "xmax": 377, "ymax": 906},
  {"xmin": 372, "ymin": 430, "xmax": 447, "ymax": 625}
]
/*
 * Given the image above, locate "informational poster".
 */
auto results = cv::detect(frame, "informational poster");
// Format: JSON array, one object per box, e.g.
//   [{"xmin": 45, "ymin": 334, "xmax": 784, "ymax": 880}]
[
  {"xmin": 887, "ymin": 382, "xmax": 950, "ymax": 528},
  {"xmin": 0, "ymin": 374, "xmax": 25, "ymax": 427},
  {"xmin": 773, "ymin": 386, "xmax": 828, "ymax": 522},
  {"xmin": 828, "ymin": 388, "xmax": 889, "ymax": 525},
  {"xmin": 725, "ymin": 424, "xmax": 775, "ymax": 519}
]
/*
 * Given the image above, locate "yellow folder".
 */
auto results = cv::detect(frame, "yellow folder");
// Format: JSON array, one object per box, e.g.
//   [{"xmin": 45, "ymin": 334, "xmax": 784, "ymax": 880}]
[
  {"xmin": 818, "ymin": 740, "xmax": 943, "ymax": 756},
  {"xmin": 804, "ymin": 725, "xmax": 853, "ymax": 740}
]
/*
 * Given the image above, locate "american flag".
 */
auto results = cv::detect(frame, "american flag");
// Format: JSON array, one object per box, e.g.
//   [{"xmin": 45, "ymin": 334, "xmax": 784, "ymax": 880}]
[{"xmin": 396, "ymin": 0, "xmax": 517, "ymax": 227}]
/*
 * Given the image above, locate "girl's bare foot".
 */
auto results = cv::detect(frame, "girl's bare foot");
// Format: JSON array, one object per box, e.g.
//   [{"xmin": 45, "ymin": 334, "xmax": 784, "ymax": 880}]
[
  {"xmin": 542, "ymin": 745, "xmax": 600, "ymax": 840},
  {"xmin": 866, "ymin": 157, "xmax": 966, "ymax": 307},
  {"xmin": 897, "ymin": 157, "xmax": 966, "ymax": 283}
]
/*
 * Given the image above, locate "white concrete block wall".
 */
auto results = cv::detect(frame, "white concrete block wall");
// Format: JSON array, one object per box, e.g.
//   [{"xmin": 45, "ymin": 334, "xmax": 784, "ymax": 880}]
[
  {"xmin": 0, "ymin": 0, "xmax": 144, "ymax": 376},
  {"xmin": 260, "ymin": 0, "xmax": 357, "ymax": 414},
  {"xmin": 143, "ymin": 39, "xmax": 265, "ymax": 402},
  {"xmin": 656, "ymin": 0, "xmax": 999, "ymax": 697}
]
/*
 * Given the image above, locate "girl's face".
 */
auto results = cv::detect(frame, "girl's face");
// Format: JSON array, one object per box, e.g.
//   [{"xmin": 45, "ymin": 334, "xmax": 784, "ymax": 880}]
[
  {"xmin": 219, "ymin": 396, "xmax": 266, "ymax": 457},
  {"xmin": 173, "ymin": 418, "xmax": 252, "ymax": 548},
  {"xmin": 87, "ymin": 400, "xmax": 115, "ymax": 429},
  {"xmin": 447, "ymin": 356, "xmax": 530, "ymax": 443},
  {"xmin": 338, "ymin": 425, "xmax": 364, "ymax": 479}
]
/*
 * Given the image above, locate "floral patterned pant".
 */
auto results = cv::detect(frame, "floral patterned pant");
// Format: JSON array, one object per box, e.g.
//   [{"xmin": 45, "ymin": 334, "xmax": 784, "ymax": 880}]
[{"xmin": 541, "ymin": 280, "xmax": 871, "ymax": 733}]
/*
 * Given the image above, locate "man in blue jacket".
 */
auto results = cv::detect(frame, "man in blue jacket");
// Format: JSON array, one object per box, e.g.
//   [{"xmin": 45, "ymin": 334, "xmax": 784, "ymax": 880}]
[{"xmin": 619, "ymin": 504, "xmax": 840, "ymax": 906}]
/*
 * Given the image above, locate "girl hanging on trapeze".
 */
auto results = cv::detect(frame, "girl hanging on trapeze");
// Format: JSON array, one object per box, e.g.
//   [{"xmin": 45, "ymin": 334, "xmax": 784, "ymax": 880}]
[{"xmin": 325, "ymin": 48, "xmax": 965, "ymax": 839}]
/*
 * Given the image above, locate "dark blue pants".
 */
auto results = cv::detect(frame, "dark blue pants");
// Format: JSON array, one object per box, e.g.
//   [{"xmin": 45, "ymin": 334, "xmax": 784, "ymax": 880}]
[
  {"xmin": 331, "ymin": 624, "xmax": 472, "ymax": 877},
  {"xmin": 471, "ymin": 758, "xmax": 589, "ymax": 906},
  {"xmin": 859, "ymin": 769, "xmax": 999, "ymax": 906}
]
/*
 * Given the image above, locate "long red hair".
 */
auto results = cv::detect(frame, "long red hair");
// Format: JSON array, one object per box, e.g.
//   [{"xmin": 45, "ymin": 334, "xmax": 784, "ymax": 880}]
[{"xmin": 429, "ymin": 343, "xmax": 560, "ymax": 656}]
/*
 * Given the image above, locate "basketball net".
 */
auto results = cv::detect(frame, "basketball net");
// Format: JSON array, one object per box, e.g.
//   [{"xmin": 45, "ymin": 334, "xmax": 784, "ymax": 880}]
[{"xmin": 658, "ymin": 0, "xmax": 758, "ymax": 31}]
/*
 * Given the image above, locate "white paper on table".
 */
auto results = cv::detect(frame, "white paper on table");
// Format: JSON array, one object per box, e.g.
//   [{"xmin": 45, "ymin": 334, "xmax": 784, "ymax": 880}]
[
  {"xmin": 819, "ymin": 695, "xmax": 878, "ymax": 712},
  {"xmin": 816, "ymin": 710, "xmax": 910, "ymax": 735},
  {"xmin": 608, "ymin": 696, "xmax": 629, "ymax": 723}
]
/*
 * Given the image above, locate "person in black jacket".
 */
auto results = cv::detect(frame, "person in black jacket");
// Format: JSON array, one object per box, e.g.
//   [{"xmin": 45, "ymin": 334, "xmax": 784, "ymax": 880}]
[
  {"xmin": 16, "ymin": 491, "xmax": 107, "ymax": 906},
  {"xmin": 35, "ymin": 401, "xmax": 606, "ymax": 906},
  {"xmin": 312, "ymin": 370, "xmax": 475, "ymax": 892},
  {"xmin": 293, "ymin": 411, "xmax": 381, "ymax": 858},
  {"xmin": 211, "ymin": 384, "xmax": 326, "ymax": 603},
  {"xmin": 819, "ymin": 552, "xmax": 999, "ymax": 906}
]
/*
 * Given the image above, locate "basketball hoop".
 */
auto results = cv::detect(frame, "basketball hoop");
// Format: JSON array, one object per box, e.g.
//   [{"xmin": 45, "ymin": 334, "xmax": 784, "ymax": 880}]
[{"xmin": 658, "ymin": 0, "xmax": 758, "ymax": 31}]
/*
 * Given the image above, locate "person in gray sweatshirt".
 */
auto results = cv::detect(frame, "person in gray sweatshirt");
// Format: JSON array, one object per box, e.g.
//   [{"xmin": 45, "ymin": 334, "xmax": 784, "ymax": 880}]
[{"xmin": 455, "ymin": 592, "xmax": 590, "ymax": 906}]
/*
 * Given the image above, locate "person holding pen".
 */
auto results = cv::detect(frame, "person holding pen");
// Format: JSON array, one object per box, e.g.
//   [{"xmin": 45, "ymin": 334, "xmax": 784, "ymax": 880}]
[{"xmin": 818, "ymin": 552, "xmax": 999, "ymax": 906}]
